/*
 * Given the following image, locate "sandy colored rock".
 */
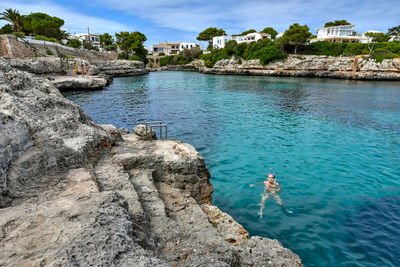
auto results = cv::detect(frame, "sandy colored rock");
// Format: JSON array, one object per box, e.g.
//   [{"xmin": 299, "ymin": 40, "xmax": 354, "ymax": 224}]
[{"xmin": 0, "ymin": 64, "xmax": 301, "ymax": 266}]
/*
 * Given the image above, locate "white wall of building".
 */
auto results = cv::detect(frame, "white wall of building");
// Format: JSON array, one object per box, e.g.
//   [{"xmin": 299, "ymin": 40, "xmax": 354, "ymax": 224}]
[
  {"xmin": 212, "ymin": 32, "xmax": 271, "ymax": 49},
  {"xmin": 313, "ymin": 25, "xmax": 367, "ymax": 43},
  {"xmin": 73, "ymin": 34, "xmax": 101, "ymax": 47},
  {"xmin": 179, "ymin": 42, "xmax": 197, "ymax": 51}
]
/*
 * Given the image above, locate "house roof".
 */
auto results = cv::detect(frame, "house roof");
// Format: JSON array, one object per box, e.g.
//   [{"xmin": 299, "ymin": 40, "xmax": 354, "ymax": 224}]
[{"xmin": 317, "ymin": 24, "xmax": 356, "ymax": 30}]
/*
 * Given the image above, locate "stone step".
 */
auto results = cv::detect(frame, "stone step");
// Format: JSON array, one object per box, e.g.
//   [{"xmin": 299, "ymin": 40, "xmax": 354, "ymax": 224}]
[{"xmin": 128, "ymin": 169, "xmax": 181, "ymax": 242}]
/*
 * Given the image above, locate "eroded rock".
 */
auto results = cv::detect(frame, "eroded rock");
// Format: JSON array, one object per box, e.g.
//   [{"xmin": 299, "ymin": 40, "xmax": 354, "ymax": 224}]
[{"xmin": 0, "ymin": 65, "xmax": 302, "ymax": 266}]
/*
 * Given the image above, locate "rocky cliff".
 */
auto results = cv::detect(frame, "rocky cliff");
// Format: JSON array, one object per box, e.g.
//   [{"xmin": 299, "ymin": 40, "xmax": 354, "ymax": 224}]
[
  {"xmin": 91, "ymin": 60, "xmax": 150, "ymax": 77},
  {"xmin": 0, "ymin": 62, "xmax": 301, "ymax": 265},
  {"xmin": 0, "ymin": 57, "xmax": 149, "ymax": 91},
  {"xmin": 199, "ymin": 55, "xmax": 400, "ymax": 80}
]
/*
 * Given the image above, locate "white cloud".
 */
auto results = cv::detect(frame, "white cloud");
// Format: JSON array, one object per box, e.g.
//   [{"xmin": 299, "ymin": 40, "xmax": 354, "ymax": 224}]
[{"xmin": 97, "ymin": 0, "xmax": 400, "ymax": 34}]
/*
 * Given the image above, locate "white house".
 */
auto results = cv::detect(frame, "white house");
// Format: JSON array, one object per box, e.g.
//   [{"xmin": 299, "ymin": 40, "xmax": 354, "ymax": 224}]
[
  {"xmin": 312, "ymin": 24, "xmax": 367, "ymax": 43},
  {"xmin": 152, "ymin": 41, "xmax": 199, "ymax": 55},
  {"xmin": 179, "ymin": 42, "xmax": 198, "ymax": 51},
  {"xmin": 212, "ymin": 32, "xmax": 271, "ymax": 49},
  {"xmin": 73, "ymin": 33, "xmax": 101, "ymax": 48}
]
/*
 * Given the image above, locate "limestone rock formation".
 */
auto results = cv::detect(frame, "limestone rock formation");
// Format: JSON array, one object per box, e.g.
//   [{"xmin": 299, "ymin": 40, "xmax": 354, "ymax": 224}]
[
  {"xmin": 198, "ymin": 55, "xmax": 400, "ymax": 80},
  {"xmin": 0, "ymin": 65, "xmax": 302, "ymax": 266},
  {"xmin": 91, "ymin": 60, "xmax": 150, "ymax": 77},
  {"xmin": 134, "ymin": 124, "xmax": 157, "ymax": 140},
  {"xmin": 48, "ymin": 75, "xmax": 108, "ymax": 90},
  {"xmin": 1, "ymin": 57, "xmax": 68, "ymax": 75}
]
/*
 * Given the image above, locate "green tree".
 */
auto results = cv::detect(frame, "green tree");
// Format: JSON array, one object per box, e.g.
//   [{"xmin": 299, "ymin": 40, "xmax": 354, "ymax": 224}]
[
  {"xmin": 324, "ymin": 20, "xmax": 351, "ymax": 27},
  {"xmin": 224, "ymin": 40, "xmax": 238, "ymax": 56},
  {"xmin": 0, "ymin": 8, "xmax": 23, "ymax": 31},
  {"xmin": 100, "ymin": 33, "xmax": 114, "ymax": 46},
  {"xmin": 365, "ymin": 32, "xmax": 390, "ymax": 43},
  {"xmin": 197, "ymin": 27, "xmax": 226, "ymax": 50},
  {"xmin": 240, "ymin": 29, "xmax": 256, "ymax": 35},
  {"xmin": 281, "ymin": 23, "xmax": 312, "ymax": 54},
  {"xmin": 261, "ymin": 27, "xmax": 278, "ymax": 39},
  {"xmin": 115, "ymin": 31, "xmax": 147, "ymax": 62},
  {"xmin": 234, "ymin": 43, "xmax": 247, "ymax": 57},
  {"xmin": 181, "ymin": 46, "xmax": 202, "ymax": 59},
  {"xmin": 0, "ymin": 24, "xmax": 13, "ymax": 34},
  {"xmin": 22, "ymin": 12, "xmax": 64, "ymax": 38},
  {"xmin": 388, "ymin": 25, "xmax": 400, "ymax": 41}
]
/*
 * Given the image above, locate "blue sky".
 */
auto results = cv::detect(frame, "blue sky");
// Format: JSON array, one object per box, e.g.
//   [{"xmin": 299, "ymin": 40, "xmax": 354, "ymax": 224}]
[{"xmin": 1, "ymin": 0, "xmax": 399, "ymax": 48}]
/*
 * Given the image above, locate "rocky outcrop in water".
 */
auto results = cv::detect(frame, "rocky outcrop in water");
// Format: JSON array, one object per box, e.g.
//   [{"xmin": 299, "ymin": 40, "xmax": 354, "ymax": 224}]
[
  {"xmin": 48, "ymin": 75, "xmax": 109, "ymax": 91},
  {"xmin": 0, "ymin": 63, "xmax": 301, "ymax": 265},
  {"xmin": 160, "ymin": 55, "xmax": 400, "ymax": 81},
  {"xmin": 91, "ymin": 60, "xmax": 150, "ymax": 77},
  {"xmin": 159, "ymin": 64, "xmax": 200, "ymax": 72},
  {"xmin": 199, "ymin": 55, "xmax": 400, "ymax": 80}
]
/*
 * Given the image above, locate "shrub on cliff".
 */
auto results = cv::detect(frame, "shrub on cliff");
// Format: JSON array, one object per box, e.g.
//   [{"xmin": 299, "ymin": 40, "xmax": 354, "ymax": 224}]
[
  {"xmin": 181, "ymin": 46, "xmax": 202, "ymax": 59},
  {"xmin": 201, "ymin": 49, "xmax": 229, "ymax": 67},
  {"xmin": 258, "ymin": 45, "xmax": 288, "ymax": 65},
  {"xmin": 129, "ymin": 54, "xmax": 143, "ymax": 61},
  {"xmin": 159, "ymin": 55, "xmax": 191, "ymax": 66},
  {"xmin": 34, "ymin": 35, "xmax": 56, "ymax": 42},
  {"xmin": 372, "ymin": 48, "xmax": 399, "ymax": 63},
  {"xmin": 0, "ymin": 24, "xmax": 12, "ymax": 34},
  {"xmin": 303, "ymin": 41, "xmax": 345, "ymax": 56},
  {"xmin": 66, "ymin": 39, "xmax": 81, "ymax": 48}
]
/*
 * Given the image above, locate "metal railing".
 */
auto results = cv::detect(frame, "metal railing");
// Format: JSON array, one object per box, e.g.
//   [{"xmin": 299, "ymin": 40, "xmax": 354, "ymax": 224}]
[{"xmin": 145, "ymin": 121, "xmax": 168, "ymax": 140}]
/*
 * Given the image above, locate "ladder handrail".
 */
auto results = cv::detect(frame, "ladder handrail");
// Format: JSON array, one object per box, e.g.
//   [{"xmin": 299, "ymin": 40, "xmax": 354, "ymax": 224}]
[{"xmin": 144, "ymin": 121, "xmax": 168, "ymax": 140}]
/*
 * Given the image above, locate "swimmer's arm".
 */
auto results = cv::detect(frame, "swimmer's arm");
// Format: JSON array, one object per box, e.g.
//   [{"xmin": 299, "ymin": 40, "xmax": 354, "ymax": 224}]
[
  {"xmin": 275, "ymin": 183, "xmax": 281, "ymax": 192},
  {"xmin": 249, "ymin": 182, "xmax": 264, "ymax": 187}
]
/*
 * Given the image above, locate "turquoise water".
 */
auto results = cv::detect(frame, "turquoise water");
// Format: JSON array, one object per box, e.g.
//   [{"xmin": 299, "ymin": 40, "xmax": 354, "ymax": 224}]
[{"xmin": 63, "ymin": 72, "xmax": 400, "ymax": 266}]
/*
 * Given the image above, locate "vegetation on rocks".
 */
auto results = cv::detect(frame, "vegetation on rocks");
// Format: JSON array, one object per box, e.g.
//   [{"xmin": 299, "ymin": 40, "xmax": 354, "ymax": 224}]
[
  {"xmin": 202, "ymin": 38, "xmax": 287, "ymax": 67},
  {"xmin": 159, "ymin": 47, "xmax": 202, "ymax": 66}
]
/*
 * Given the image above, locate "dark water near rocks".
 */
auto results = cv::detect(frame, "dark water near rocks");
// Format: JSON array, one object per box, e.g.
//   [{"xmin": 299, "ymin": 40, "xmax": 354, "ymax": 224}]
[{"xmin": 63, "ymin": 72, "xmax": 400, "ymax": 266}]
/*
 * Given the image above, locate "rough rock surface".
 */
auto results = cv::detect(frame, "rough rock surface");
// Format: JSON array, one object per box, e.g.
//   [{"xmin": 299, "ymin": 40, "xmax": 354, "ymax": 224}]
[
  {"xmin": 189, "ymin": 55, "xmax": 400, "ymax": 80},
  {"xmin": 48, "ymin": 75, "xmax": 108, "ymax": 90},
  {"xmin": 91, "ymin": 60, "xmax": 150, "ymax": 77},
  {"xmin": 0, "ymin": 66, "xmax": 301, "ymax": 266},
  {"xmin": 1, "ymin": 57, "xmax": 68, "ymax": 75},
  {"xmin": 134, "ymin": 124, "xmax": 157, "ymax": 140},
  {"xmin": 159, "ymin": 64, "xmax": 200, "ymax": 72}
]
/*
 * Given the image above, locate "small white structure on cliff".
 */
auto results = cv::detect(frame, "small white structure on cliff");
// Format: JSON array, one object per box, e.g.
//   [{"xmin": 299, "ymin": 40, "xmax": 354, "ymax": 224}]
[
  {"xmin": 179, "ymin": 42, "xmax": 198, "ymax": 51},
  {"xmin": 72, "ymin": 33, "xmax": 101, "ymax": 48},
  {"xmin": 312, "ymin": 25, "xmax": 367, "ymax": 43},
  {"xmin": 212, "ymin": 32, "xmax": 271, "ymax": 49}
]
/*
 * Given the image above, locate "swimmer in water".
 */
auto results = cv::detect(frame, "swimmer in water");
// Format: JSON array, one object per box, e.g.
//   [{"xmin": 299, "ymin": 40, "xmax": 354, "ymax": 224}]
[
  {"xmin": 250, "ymin": 171, "xmax": 292, "ymax": 217},
  {"xmin": 140, "ymin": 82, "xmax": 145, "ymax": 88}
]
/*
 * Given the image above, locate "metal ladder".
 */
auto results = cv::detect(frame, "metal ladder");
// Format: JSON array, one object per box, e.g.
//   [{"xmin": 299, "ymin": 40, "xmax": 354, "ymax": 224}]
[{"xmin": 145, "ymin": 121, "xmax": 168, "ymax": 140}]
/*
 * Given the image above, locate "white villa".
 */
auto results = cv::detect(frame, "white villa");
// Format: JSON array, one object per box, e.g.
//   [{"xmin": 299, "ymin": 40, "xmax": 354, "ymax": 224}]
[
  {"xmin": 212, "ymin": 32, "xmax": 271, "ymax": 49},
  {"xmin": 312, "ymin": 24, "xmax": 367, "ymax": 43},
  {"xmin": 152, "ymin": 41, "xmax": 199, "ymax": 56},
  {"xmin": 72, "ymin": 33, "xmax": 101, "ymax": 48},
  {"xmin": 179, "ymin": 42, "xmax": 198, "ymax": 51}
]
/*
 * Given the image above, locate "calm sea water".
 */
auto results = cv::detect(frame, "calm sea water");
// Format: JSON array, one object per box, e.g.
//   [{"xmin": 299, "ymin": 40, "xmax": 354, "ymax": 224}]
[{"xmin": 63, "ymin": 72, "xmax": 400, "ymax": 266}]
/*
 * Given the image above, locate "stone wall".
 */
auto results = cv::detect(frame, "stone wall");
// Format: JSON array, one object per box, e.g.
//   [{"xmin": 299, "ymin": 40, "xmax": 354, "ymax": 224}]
[{"xmin": 0, "ymin": 34, "xmax": 117, "ymax": 62}]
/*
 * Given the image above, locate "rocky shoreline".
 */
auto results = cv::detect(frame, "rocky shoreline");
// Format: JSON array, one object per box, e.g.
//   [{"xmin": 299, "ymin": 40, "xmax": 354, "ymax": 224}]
[
  {"xmin": 0, "ymin": 57, "xmax": 149, "ymax": 91},
  {"xmin": 158, "ymin": 55, "xmax": 400, "ymax": 81},
  {"xmin": 0, "ymin": 59, "xmax": 301, "ymax": 265}
]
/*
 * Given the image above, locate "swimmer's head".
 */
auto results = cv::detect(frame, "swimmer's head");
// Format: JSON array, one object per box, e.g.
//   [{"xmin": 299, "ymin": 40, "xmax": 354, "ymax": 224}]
[{"xmin": 267, "ymin": 173, "xmax": 275, "ymax": 182}]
